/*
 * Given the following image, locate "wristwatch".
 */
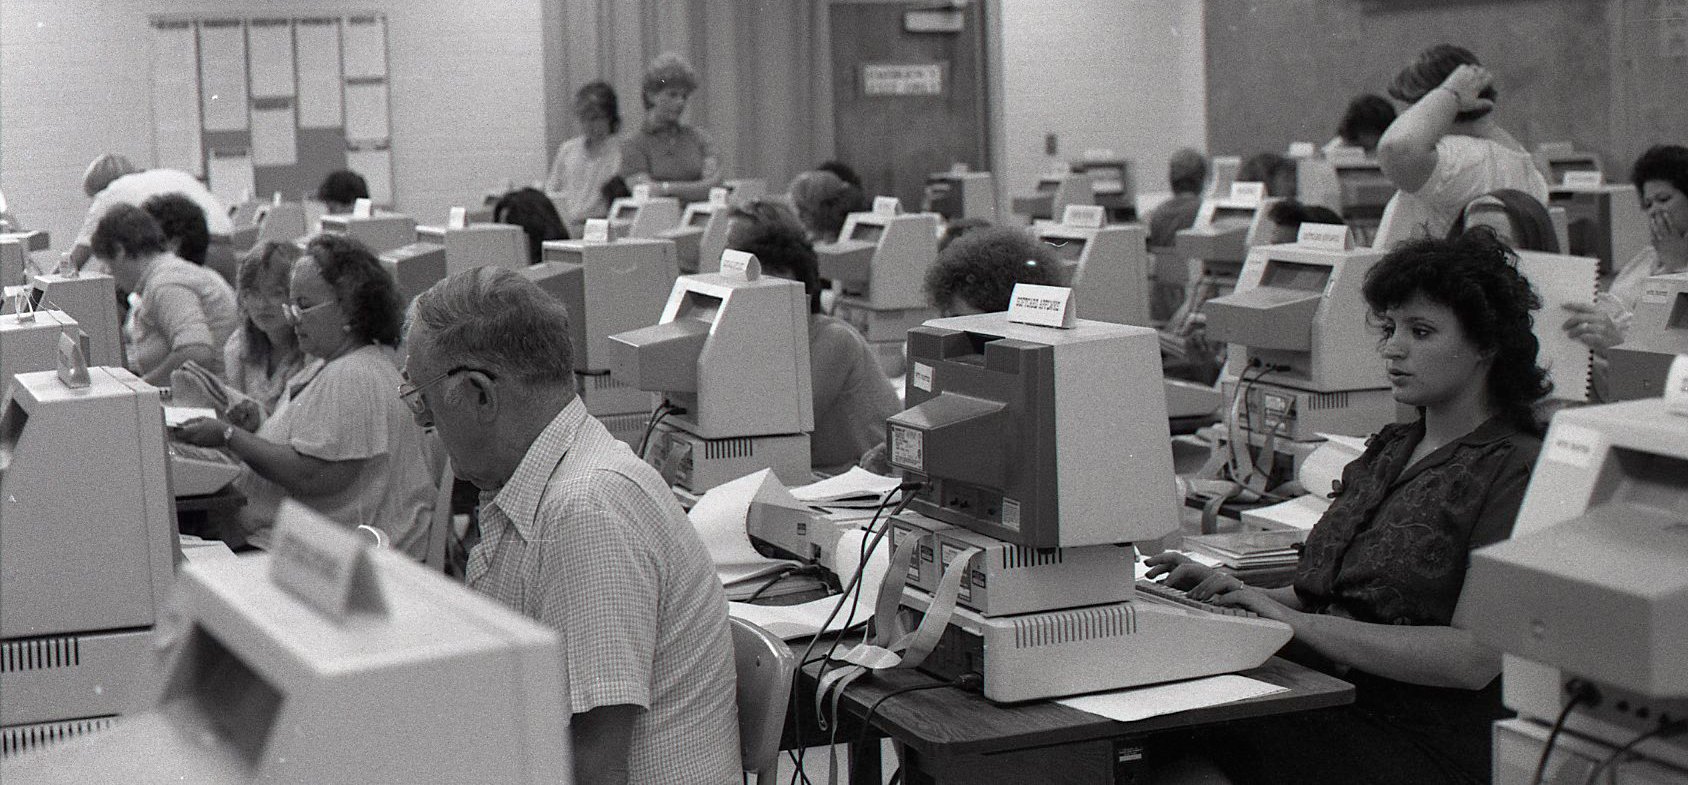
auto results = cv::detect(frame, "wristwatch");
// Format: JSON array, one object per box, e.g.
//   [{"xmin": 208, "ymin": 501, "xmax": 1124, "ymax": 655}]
[{"xmin": 220, "ymin": 422, "xmax": 236, "ymax": 447}]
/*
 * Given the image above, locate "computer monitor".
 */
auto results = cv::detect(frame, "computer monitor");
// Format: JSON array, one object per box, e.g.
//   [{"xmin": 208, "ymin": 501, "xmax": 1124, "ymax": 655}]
[
  {"xmin": 723, "ymin": 178, "xmax": 767, "ymax": 203},
  {"xmin": 608, "ymin": 260, "xmax": 813, "ymax": 491},
  {"xmin": 1207, "ymin": 155, "xmax": 1242, "ymax": 198},
  {"xmin": 414, "ymin": 222, "xmax": 527, "ymax": 276},
  {"xmin": 1070, "ymin": 157, "xmax": 1134, "ymax": 222},
  {"xmin": 814, "ymin": 209, "xmax": 940, "ymax": 339},
  {"xmin": 2, "ymin": 272, "xmax": 123, "ymax": 368},
  {"xmin": 1608, "ymin": 274, "xmax": 1688, "ymax": 401},
  {"xmin": 1173, "ymin": 189, "xmax": 1268, "ymax": 268},
  {"xmin": 658, "ymin": 202, "xmax": 731, "ymax": 274},
  {"xmin": 1549, "ymin": 184, "xmax": 1649, "ymax": 277},
  {"xmin": 377, "ymin": 243, "xmax": 448, "ymax": 304},
  {"xmin": 1009, "ymin": 173, "xmax": 1094, "ymax": 222},
  {"xmin": 923, "ymin": 171, "xmax": 998, "ymax": 224},
  {"xmin": 0, "ymin": 502, "xmax": 572, "ymax": 781},
  {"xmin": 886, "ymin": 311, "xmax": 1176, "ymax": 548},
  {"xmin": 1036, "ymin": 219, "xmax": 1150, "ymax": 327},
  {"xmin": 1534, "ymin": 142, "xmax": 1604, "ymax": 186},
  {"xmin": 250, "ymin": 202, "xmax": 309, "ymax": 247},
  {"xmin": 1, "ymin": 236, "xmax": 27, "ymax": 289},
  {"xmin": 1332, "ymin": 160, "xmax": 1393, "ymax": 227},
  {"xmin": 0, "ymin": 366, "xmax": 178, "ymax": 740},
  {"xmin": 1460, "ymin": 398, "xmax": 1688, "ymax": 763},
  {"xmin": 606, "ymin": 196, "xmax": 682, "ymax": 240},
  {"xmin": 531, "ymin": 238, "xmax": 679, "ymax": 375},
  {"xmin": 1, "ymin": 309, "xmax": 83, "ymax": 388},
  {"xmin": 317, "ymin": 212, "xmax": 416, "ymax": 254}
]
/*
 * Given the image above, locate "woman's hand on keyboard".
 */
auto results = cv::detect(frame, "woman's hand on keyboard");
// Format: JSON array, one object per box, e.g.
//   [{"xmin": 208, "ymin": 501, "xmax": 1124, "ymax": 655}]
[
  {"xmin": 226, "ymin": 399, "xmax": 262, "ymax": 432},
  {"xmin": 1206, "ymin": 585, "xmax": 1294, "ymax": 623},
  {"xmin": 1143, "ymin": 552, "xmax": 1217, "ymax": 590},
  {"xmin": 172, "ymin": 417, "xmax": 229, "ymax": 448}
]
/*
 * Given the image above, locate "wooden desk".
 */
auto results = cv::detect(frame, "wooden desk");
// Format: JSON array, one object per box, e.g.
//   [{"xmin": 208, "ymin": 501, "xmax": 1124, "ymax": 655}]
[{"xmin": 796, "ymin": 656, "xmax": 1352, "ymax": 784}]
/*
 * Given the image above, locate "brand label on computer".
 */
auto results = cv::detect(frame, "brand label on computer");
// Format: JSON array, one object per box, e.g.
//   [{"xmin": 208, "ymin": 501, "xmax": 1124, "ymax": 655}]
[
  {"xmin": 1008, "ymin": 283, "xmax": 1077, "ymax": 328},
  {"xmin": 708, "ymin": 187, "xmax": 731, "ymax": 208},
  {"xmin": 889, "ymin": 424, "xmax": 924, "ymax": 472},
  {"xmin": 719, "ymin": 249, "xmax": 760, "ymax": 279},
  {"xmin": 1665, "ymin": 355, "xmax": 1688, "ymax": 416},
  {"xmin": 1229, "ymin": 182, "xmax": 1266, "ymax": 206},
  {"xmin": 270, "ymin": 500, "xmax": 387, "ymax": 621},
  {"xmin": 448, "ymin": 207, "xmax": 468, "ymax": 230},
  {"xmin": 1062, "ymin": 205, "xmax": 1105, "ymax": 229},
  {"xmin": 632, "ymin": 184, "xmax": 653, "ymax": 201},
  {"xmin": 1297, "ymin": 222, "xmax": 1349, "ymax": 251},
  {"xmin": 1543, "ymin": 423, "xmax": 1601, "ymax": 469},
  {"xmin": 583, "ymin": 219, "xmax": 610, "ymax": 242},
  {"xmin": 1287, "ymin": 141, "xmax": 1316, "ymax": 159},
  {"xmin": 352, "ymin": 198, "xmax": 373, "ymax": 218},
  {"xmin": 1562, "ymin": 171, "xmax": 1604, "ymax": 188},
  {"xmin": 873, "ymin": 196, "xmax": 902, "ymax": 217},
  {"xmin": 1327, "ymin": 146, "xmax": 1367, "ymax": 164},
  {"xmin": 1000, "ymin": 498, "xmax": 1021, "ymax": 533},
  {"xmin": 911, "ymin": 362, "xmax": 934, "ymax": 392},
  {"xmin": 1642, "ymin": 286, "xmax": 1671, "ymax": 304}
]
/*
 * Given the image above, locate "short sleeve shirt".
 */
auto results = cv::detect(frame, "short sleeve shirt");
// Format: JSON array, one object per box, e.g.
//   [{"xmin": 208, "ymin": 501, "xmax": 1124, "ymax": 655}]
[
  {"xmin": 619, "ymin": 122, "xmax": 713, "ymax": 183},
  {"xmin": 1294, "ymin": 417, "xmax": 1541, "ymax": 627},
  {"xmin": 809, "ymin": 314, "xmax": 901, "ymax": 473},
  {"xmin": 235, "ymin": 344, "xmax": 437, "ymax": 559},
  {"xmin": 1374, "ymin": 135, "xmax": 1548, "ymax": 249},
  {"xmin": 545, "ymin": 133, "xmax": 623, "ymax": 235},
  {"xmin": 76, "ymin": 169, "xmax": 234, "ymax": 248},
  {"xmin": 470, "ymin": 398, "xmax": 740, "ymax": 784},
  {"xmin": 126, "ymin": 255, "xmax": 239, "ymax": 377},
  {"xmin": 222, "ymin": 329, "xmax": 311, "ymax": 413}
]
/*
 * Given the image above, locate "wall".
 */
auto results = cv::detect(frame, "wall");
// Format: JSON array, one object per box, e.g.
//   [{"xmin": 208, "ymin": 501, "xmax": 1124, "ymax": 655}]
[
  {"xmin": 0, "ymin": 0, "xmax": 550, "ymax": 251},
  {"xmin": 1203, "ymin": 0, "xmax": 1688, "ymax": 177},
  {"xmin": 994, "ymin": 1, "xmax": 1208, "ymax": 208}
]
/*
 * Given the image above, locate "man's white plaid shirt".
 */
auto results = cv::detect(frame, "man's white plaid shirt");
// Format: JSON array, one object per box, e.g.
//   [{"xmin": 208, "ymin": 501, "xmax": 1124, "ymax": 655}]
[{"xmin": 470, "ymin": 397, "xmax": 739, "ymax": 783}]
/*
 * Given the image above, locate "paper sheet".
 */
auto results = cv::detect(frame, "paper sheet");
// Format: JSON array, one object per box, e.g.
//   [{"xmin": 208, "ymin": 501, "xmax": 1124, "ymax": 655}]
[
  {"xmin": 1515, "ymin": 251, "xmax": 1598, "ymax": 402},
  {"xmin": 247, "ymin": 21, "xmax": 296, "ymax": 98},
  {"xmin": 251, "ymin": 104, "xmax": 298, "ymax": 167},
  {"xmin": 688, "ymin": 470, "xmax": 802, "ymax": 586},
  {"xmin": 342, "ymin": 17, "xmax": 388, "ymax": 79},
  {"xmin": 198, "ymin": 23, "xmax": 249, "ymax": 132},
  {"xmin": 345, "ymin": 147, "xmax": 392, "ymax": 204},
  {"xmin": 295, "ymin": 20, "xmax": 343, "ymax": 128},
  {"xmin": 1297, "ymin": 434, "xmax": 1367, "ymax": 498},
  {"xmin": 151, "ymin": 23, "xmax": 203, "ymax": 175},
  {"xmin": 790, "ymin": 467, "xmax": 901, "ymax": 504},
  {"xmin": 1239, "ymin": 494, "xmax": 1329, "ymax": 532},
  {"xmin": 730, "ymin": 528, "xmax": 891, "ymax": 640},
  {"xmin": 1056, "ymin": 674, "xmax": 1288, "ymax": 723},
  {"xmin": 206, "ymin": 150, "xmax": 255, "ymax": 208},
  {"xmin": 344, "ymin": 81, "xmax": 389, "ymax": 141}
]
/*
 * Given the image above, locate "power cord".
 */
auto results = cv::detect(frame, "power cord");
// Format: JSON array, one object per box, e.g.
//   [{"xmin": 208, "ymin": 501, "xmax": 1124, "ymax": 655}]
[
  {"xmin": 1532, "ymin": 679, "xmax": 1601, "ymax": 785},
  {"xmin": 1581, "ymin": 717, "xmax": 1685, "ymax": 785},
  {"xmin": 636, "ymin": 401, "xmax": 676, "ymax": 460},
  {"xmin": 856, "ymin": 674, "xmax": 980, "ymax": 748}
]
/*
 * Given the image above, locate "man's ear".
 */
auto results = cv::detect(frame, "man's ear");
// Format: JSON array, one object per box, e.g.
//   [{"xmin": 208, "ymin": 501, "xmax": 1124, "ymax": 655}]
[{"xmin": 464, "ymin": 370, "xmax": 500, "ymax": 423}]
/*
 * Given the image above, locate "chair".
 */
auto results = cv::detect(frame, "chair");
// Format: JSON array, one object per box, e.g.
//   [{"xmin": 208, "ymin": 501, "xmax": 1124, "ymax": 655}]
[{"xmin": 729, "ymin": 616, "xmax": 796, "ymax": 784}]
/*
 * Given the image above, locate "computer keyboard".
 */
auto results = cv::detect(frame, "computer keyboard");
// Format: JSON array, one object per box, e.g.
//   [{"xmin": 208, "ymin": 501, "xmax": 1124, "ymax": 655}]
[
  {"xmin": 167, "ymin": 441, "xmax": 243, "ymax": 497},
  {"xmin": 1135, "ymin": 579, "xmax": 1259, "ymax": 617}
]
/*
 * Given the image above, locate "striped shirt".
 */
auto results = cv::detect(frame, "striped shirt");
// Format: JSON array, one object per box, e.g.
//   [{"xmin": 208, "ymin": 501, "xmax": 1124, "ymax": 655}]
[{"xmin": 470, "ymin": 397, "xmax": 740, "ymax": 784}]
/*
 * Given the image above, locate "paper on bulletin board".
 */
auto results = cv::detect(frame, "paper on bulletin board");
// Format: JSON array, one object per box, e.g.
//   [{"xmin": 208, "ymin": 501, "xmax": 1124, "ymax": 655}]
[
  {"xmin": 346, "ymin": 146, "xmax": 392, "ymax": 204},
  {"xmin": 345, "ymin": 81, "xmax": 389, "ymax": 141},
  {"xmin": 151, "ymin": 22, "xmax": 203, "ymax": 176},
  {"xmin": 296, "ymin": 19, "xmax": 343, "ymax": 128},
  {"xmin": 342, "ymin": 17, "xmax": 387, "ymax": 79},
  {"xmin": 251, "ymin": 104, "xmax": 298, "ymax": 167},
  {"xmin": 198, "ymin": 22, "xmax": 249, "ymax": 132},
  {"xmin": 206, "ymin": 149, "xmax": 256, "ymax": 207},
  {"xmin": 247, "ymin": 20, "xmax": 296, "ymax": 98},
  {"xmin": 1514, "ymin": 251, "xmax": 1598, "ymax": 402}
]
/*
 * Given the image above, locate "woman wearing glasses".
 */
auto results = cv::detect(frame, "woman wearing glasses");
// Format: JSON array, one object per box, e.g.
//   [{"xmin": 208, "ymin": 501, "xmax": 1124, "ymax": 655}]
[{"xmin": 175, "ymin": 234, "xmax": 436, "ymax": 557}]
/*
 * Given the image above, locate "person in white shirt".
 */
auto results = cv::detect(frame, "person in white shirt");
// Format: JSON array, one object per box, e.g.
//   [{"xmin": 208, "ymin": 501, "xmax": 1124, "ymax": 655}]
[
  {"xmin": 69, "ymin": 153, "xmax": 233, "ymax": 273},
  {"xmin": 1374, "ymin": 45, "xmax": 1547, "ymax": 250},
  {"xmin": 545, "ymin": 82, "xmax": 623, "ymax": 238}
]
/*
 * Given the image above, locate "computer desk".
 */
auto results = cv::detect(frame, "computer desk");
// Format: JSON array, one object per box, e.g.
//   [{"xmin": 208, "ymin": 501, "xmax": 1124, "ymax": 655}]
[{"xmin": 791, "ymin": 655, "xmax": 1352, "ymax": 784}]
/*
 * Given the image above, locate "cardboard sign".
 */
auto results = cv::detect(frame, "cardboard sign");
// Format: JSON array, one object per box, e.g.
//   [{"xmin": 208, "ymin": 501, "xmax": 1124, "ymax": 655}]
[
  {"xmin": 632, "ymin": 183, "xmax": 653, "ymax": 201},
  {"xmin": 1562, "ymin": 171, "xmax": 1604, "ymax": 188},
  {"xmin": 583, "ymin": 219, "xmax": 610, "ymax": 242},
  {"xmin": 1082, "ymin": 148, "xmax": 1117, "ymax": 162},
  {"xmin": 55, "ymin": 331, "xmax": 90, "ymax": 388},
  {"xmin": 949, "ymin": 162, "xmax": 970, "ymax": 174},
  {"xmin": 1287, "ymin": 141, "xmax": 1316, "ymax": 159},
  {"xmin": 719, "ymin": 249, "xmax": 761, "ymax": 279},
  {"xmin": 447, "ymin": 207, "xmax": 468, "ymax": 230},
  {"xmin": 1062, "ymin": 205, "xmax": 1106, "ymax": 229},
  {"xmin": 911, "ymin": 362, "xmax": 934, "ymax": 392},
  {"xmin": 708, "ymin": 187, "xmax": 731, "ymax": 208},
  {"xmin": 1296, "ymin": 222, "xmax": 1350, "ymax": 251},
  {"xmin": 1007, "ymin": 283, "xmax": 1077, "ymax": 328},
  {"xmin": 873, "ymin": 196, "xmax": 902, "ymax": 216},
  {"xmin": 269, "ymin": 500, "xmax": 388, "ymax": 621},
  {"xmin": 1229, "ymin": 182, "xmax": 1266, "ymax": 206},
  {"xmin": 352, "ymin": 198, "xmax": 373, "ymax": 218}
]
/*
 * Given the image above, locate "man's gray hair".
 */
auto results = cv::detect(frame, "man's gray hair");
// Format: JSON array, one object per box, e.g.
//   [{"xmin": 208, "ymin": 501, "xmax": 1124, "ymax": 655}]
[{"xmin": 406, "ymin": 267, "xmax": 574, "ymax": 386}]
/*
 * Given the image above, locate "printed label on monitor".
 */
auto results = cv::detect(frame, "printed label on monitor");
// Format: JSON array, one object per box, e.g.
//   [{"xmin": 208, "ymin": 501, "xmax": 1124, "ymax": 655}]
[
  {"xmin": 1296, "ymin": 222, "xmax": 1348, "ymax": 251},
  {"xmin": 949, "ymin": 161, "xmax": 970, "ymax": 174},
  {"xmin": 352, "ymin": 198, "xmax": 373, "ymax": 218},
  {"xmin": 448, "ymin": 206, "xmax": 468, "ymax": 230},
  {"xmin": 708, "ymin": 187, "xmax": 731, "ymax": 208},
  {"xmin": 583, "ymin": 219, "xmax": 610, "ymax": 242},
  {"xmin": 1062, "ymin": 205, "xmax": 1105, "ymax": 229},
  {"xmin": 1287, "ymin": 141, "xmax": 1316, "ymax": 159},
  {"xmin": 1000, "ymin": 498, "xmax": 1021, "ymax": 532},
  {"xmin": 632, "ymin": 183, "xmax": 653, "ymax": 201},
  {"xmin": 1328, "ymin": 146, "xmax": 1367, "ymax": 164},
  {"xmin": 873, "ymin": 196, "xmax": 902, "ymax": 216},
  {"xmin": 1229, "ymin": 182, "xmax": 1266, "ymax": 205},
  {"xmin": 889, "ymin": 424, "xmax": 924, "ymax": 472},
  {"xmin": 1543, "ymin": 423, "xmax": 1601, "ymax": 469},
  {"xmin": 1562, "ymin": 171, "xmax": 1604, "ymax": 188},
  {"xmin": 912, "ymin": 362, "xmax": 934, "ymax": 392},
  {"xmin": 1642, "ymin": 286, "xmax": 1671, "ymax": 305},
  {"xmin": 1007, "ymin": 283, "xmax": 1076, "ymax": 328}
]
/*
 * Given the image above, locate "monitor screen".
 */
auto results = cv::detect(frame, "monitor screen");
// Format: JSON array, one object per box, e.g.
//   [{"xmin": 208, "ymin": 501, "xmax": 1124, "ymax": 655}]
[
  {"xmin": 687, "ymin": 209, "xmax": 712, "ymax": 228},
  {"xmin": 1260, "ymin": 259, "xmax": 1332, "ymax": 292},
  {"xmin": 1211, "ymin": 206, "xmax": 1256, "ymax": 227},
  {"xmin": 849, "ymin": 224, "xmax": 885, "ymax": 244},
  {"xmin": 613, "ymin": 203, "xmax": 638, "ymax": 220},
  {"xmin": 1043, "ymin": 237, "xmax": 1087, "ymax": 263}
]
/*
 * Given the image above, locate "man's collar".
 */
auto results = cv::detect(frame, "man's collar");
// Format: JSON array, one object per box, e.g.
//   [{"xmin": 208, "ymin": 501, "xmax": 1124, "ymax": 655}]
[{"xmin": 486, "ymin": 397, "xmax": 589, "ymax": 541}]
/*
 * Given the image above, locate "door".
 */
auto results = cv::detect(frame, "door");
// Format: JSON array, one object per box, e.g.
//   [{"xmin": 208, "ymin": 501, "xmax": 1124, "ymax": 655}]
[{"xmin": 830, "ymin": 2, "xmax": 990, "ymax": 210}]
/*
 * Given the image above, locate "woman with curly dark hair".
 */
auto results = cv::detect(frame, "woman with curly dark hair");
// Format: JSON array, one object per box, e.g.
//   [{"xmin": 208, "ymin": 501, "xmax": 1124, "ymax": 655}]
[
  {"xmin": 1148, "ymin": 229, "xmax": 1550, "ymax": 784},
  {"xmin": 175, "ymin": 233, "xmax": 436, "ymax": 557},
  {"xmin": 923, "ymin": 225, "xmax": 1061, "ymax": 316}
]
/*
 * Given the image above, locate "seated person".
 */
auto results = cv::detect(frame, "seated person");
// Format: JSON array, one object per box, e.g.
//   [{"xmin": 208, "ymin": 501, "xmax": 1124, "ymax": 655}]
[
  {"xmin": 787, "ymin": 169, "xmax": 868, "ymax": 244},
  {"xmin": 1326, "ymin": 93, "xmax": 1398, "ymax": 155},
  {"xmin": 1148, "ymin": 229, "xmax": 1551, "ymax": 785},
  {"xmin": 1445, "ymin": 188, "xmax": 1558, "ymax": 253},
  {"xmin": 545, "ymin": 81, "xmax": 623, "ymax": 238},
  {"xmin": 1264, "ymin": 199, "xmax": 1345, "ymax": 245},
  {"xmin": 69, "ymin": 153, "xmax": 234, "ymax": 273},
  {"xmin": 91, "ymin": 204, "xmax": 239, "ymax": 385},
  {"xmin": 222, "ymin": 241, "xmax": 311, "ymax": 417},
  {"xmin": 938, "ymin": 217, "xmax": 992, "ymax": 253},
  {"xmin": 493, "ymin": 186, "xmax": 569, "ymax": 264},
  {"xmin": 1240, "ymin": 151, "xmax": 1297, "ymax": 198},
  {"xmin": 818, "ymin": 160, "xmax": 864, "ymax": 190},
  {"xmin": 144, "ymin": 192, "xmax": 237, "ymax": 284},
  {"xmin": 401, "ymin": 267, "xmax": 739, "ymax": 785},
  {"xmin": 620, "ymin": 52, "xmax": 721, "ymax": 203},
  {"xmin": 924, "ymin": 225, "xmax": 1061, "ymax": 316},
  {"xmin": 316, "ymin": 169, "xmax": 369, "ymax": 216},
  {"xmin": 726, "ymin": 199, "xmax": 901, "ymax": 474},
  {"xmin": 174, "ymin": 234, "xmax": 436, "ymax": 558},
  {"xmin": 1147, "ymin": 148, "xmax": 1208, "ymax": 249}
]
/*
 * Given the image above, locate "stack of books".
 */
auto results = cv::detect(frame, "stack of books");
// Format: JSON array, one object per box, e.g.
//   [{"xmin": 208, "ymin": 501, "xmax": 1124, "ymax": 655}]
[{"xmin": 1182, "ymin": 530, "xmax": 1307, "ymax": 570}]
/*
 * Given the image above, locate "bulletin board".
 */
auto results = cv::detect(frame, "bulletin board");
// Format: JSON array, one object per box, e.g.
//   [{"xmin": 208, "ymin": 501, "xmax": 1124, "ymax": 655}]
[{"xmin": 150, "ymin": 14, "xmax": 393, "ymax": 208}]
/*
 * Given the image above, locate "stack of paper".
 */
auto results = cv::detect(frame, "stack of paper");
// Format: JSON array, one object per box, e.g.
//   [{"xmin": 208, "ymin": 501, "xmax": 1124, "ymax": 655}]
[
  {"xmin": 1182, "ymin": 529, "xmax": 1306, "ymax": 569},
  {"xmin": 789, "ymin": 467, "xmax": 901, "ymax": 509}
]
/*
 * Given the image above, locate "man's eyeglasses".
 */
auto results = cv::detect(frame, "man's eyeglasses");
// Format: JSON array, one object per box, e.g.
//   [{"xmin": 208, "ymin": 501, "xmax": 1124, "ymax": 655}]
[{"xmin": 397, "ymin": 366, "xmax": 496, "ymax": 416}]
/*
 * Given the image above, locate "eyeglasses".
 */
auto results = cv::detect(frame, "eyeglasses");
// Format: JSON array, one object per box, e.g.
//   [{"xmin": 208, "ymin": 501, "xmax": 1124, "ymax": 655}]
[
  {"xmin": 282, "ymin": 299, "xmax": 335, "ymax": 324},
  {"xmin": 397, "ymin": 365, "xmax": 496, "ymax": 416}
]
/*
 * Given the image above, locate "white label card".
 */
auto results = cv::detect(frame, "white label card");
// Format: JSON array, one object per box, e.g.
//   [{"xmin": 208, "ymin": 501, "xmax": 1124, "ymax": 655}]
[
  {"xmin": 269, "ymin": 500, "xmax": 387, "ymax": 621},
  {"xmin": 1562, "ymin": 171, "xmax": 1604, "ymax": 188},
  {"xmin": 1297, "ymin": 222, "xmax": 1350, "ymax": 250},
  {"xmin": 1062, "ymin": 205, "xmax": 1106, "ymax": 229},
  {"xmin": 1642, "ymin": 285, "xmax": 1671, "ymax": 305},
  {"xmin": 708, "ymin": 187, "xmax": 731, "ymax": 208},
  {"xmin": 1287, "ymin": 141, "xmax": 1317, "ymax": 158},
  {"xmin": 873, "ymin": 196, "xmax": 902, "ymax": 216},
  {"xmin": 632, "ymin": 183, "xmax": 653, "ymax": 201},
  {"xmin": 912, "ymin": 362, "xmax": 934, "ymax": 392},
  {"xmin": 1666, "ymin": 355, "xmax": 1688, "ymax": 415},
  {"xmin": 949, "ymin": 162, "xmax": 970, "ymax": 174},
  {"xmin": 448, "ymin": 206, "xmax": 468, "ymax": 230},
  {"xmin": 352, "ymin": 197, "xmax": 373, "ymax": 218},
  {"xmin": 1543, "ymin": 423, "xmax": 1601, "ymax": 469},
  {"xmin": 272, "ymin": 191, "xmax": 283, "ymax": 206},
  {"xmin": 1007, "ymin": 283, "xmax": 1077, "ymax": 328},
  {"xmin": 889, "ymin": 424, "xmax": 925, "ymax": 472},
  {"xmin": 719, "ymin": 249, "xmax": 760, "ymax": 279},
  {"xmin": 1229, "ymin": 182, "xmax": 1266, "ymax": 205},
  {"xmin": 1082, "ymin": 148, "xmax": 1117, "ymax": 161},
  {"xmin": 583, "ymin": 219, "xmax": 610, "ymax": 242}
]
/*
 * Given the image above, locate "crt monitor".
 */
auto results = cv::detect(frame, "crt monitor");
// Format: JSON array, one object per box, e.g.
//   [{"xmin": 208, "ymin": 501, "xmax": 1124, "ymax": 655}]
[
  {"xmin": 1607, "ymin": 274, "xmax": 1688, "ymax": 401},
  {"xmin": 1549, "ymin": 185, "xmax": 1649, "ymax": 277},
  {"xmin": 814, "ymin": 211, "xmax": 939, "ymax": 311},
  {"xmin": 0, "ymin": 503, "xmax": 572, "ymax": 783},
  {"xmin": 885, "ymin": 311, "xmax": 1176, "ymax": 548},
  {"xmin": 414, "ymin": 222, "xmax": 527, "ymax": 276},
  {"xmin": 1036, "ymin": 221, "xmax": 1151, "ymax": 327},
  {"xmin": 378, "ymin": 242, "xmax": 448, "ymax": 305},
  {"xmin": 317, "ymin": 213, "xmax": 417, "ymax": 254},
  {"xmin": 1332, "ymin": 162, "xmax": 1393, "ymax": 223},
  {"xmin": 529, "ymin": 237, "xmax": 679, "ymax": 374}
]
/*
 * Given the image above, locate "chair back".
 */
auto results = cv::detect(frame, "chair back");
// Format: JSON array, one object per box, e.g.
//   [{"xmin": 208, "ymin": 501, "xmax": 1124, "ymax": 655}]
[{"xmin": 729, "ymin": 616, "xmax": 796, "ymax": 778}]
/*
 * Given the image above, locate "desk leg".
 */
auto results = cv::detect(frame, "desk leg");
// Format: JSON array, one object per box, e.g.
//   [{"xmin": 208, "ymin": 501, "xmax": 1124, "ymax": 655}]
[{"xmin": 848, "ymin": 740, "xmax": 882, "ymax": 785}]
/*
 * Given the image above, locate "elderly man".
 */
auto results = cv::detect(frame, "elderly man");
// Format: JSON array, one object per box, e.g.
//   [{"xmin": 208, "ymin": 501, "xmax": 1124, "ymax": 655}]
[{"xmin": 401, "ymin": 267, "xmax": 739, "ymax": 785}]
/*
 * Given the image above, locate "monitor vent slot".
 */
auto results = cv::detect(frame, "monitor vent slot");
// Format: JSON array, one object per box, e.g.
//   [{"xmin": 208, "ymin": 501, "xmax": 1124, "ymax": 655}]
[
  {"xmin": 1, "ymin": 635, "xmax": 81, "ymax": 673},
  {"xmin": 999, "ymin": 547, "xmax": 1063, "ymax": 569},
  {"xmin": 1309, "ymin": 391, "xmax": 1350, "ymax": 410},
  {"xmin": 1013, "ymin": 605, "xmax": 1134, "ymax": 648},
  {"xmin": 704, "ymin": 437, "xmax": 753, "ymax": 460},
  {"xmin": 1, "ymin": 716, "xmax": 116, "ymax": 759}
]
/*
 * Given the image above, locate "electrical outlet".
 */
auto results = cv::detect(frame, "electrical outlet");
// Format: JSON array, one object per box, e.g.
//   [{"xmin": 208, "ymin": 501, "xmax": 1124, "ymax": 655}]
[{"xmin": 1044, "ymin": 133, "xmax": 1058, "ymax": 156}]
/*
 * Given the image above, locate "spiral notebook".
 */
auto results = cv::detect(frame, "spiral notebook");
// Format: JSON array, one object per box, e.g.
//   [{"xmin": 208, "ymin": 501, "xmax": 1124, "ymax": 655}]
[{"xmin": 1514, "ymin": 250, "xmax": 1599, "ymax": 403}]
